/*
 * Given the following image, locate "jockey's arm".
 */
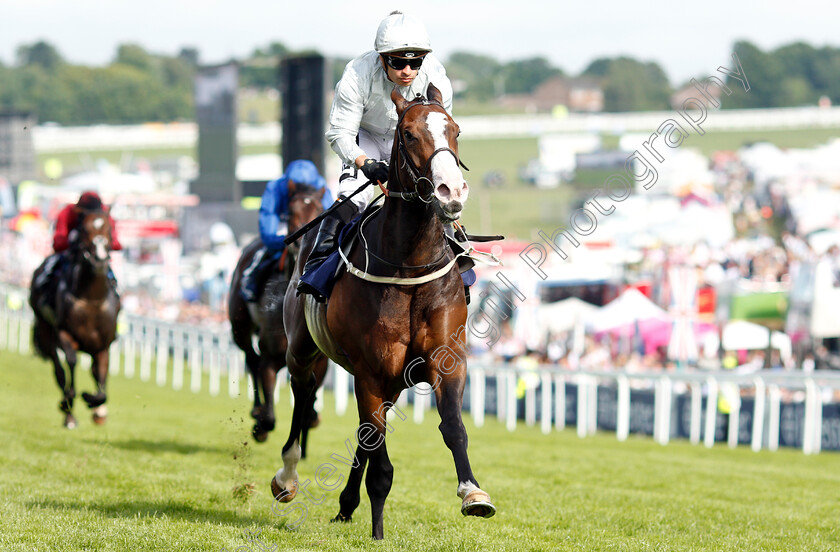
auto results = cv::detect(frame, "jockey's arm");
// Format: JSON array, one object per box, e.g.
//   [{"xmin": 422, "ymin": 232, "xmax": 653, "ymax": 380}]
[
  {"xmin": 107, "ymin": 214, "xmax": 122, "ymax": 250},
  {"xmin": 258, "ymin": 179, "xmax": 288, "ymax": 251},
  {"xmin": 52, "ymin": 205, "xmax": 75, "ymax": 252}
]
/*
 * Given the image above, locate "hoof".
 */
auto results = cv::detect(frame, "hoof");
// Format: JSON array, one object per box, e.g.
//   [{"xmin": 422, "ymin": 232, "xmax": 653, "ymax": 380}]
[
  {"xmin": 252, "ymin": 428, "xmax": 269, "ymax": 443},
  {"xmin": 461, "ymin": 489, "xmax": 496, "ymax": 518},
  {"xmin": 92, "ymin": 405, "xmax": 108, "ymax": 425},
  {"xmin": 308, "ymin": 414, "xmax": 321, "ymax": 429},
  {"xmin": 271, "ymin": 476, "xmax": 297, "ymax": 503},
  {"xmin": 331, "ymin": 512, "xmax": 352, "ymax": 523},
  {"xmin": 64, "ymin": 414, "xmax": 77, "ymax": 429}
]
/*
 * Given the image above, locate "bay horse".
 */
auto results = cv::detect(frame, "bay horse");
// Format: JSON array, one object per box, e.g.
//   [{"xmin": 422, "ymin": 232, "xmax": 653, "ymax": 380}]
[
  {"xmin": 29, "ymin": 209, "xmax": 120, "ymax": 428},
  {"xmin": 228, "ymin": 183, "xmax": 328, "ymax": 449},
  {"xmin": 276, "ymin": 84, "xmax": 495, "ymax": 539}
]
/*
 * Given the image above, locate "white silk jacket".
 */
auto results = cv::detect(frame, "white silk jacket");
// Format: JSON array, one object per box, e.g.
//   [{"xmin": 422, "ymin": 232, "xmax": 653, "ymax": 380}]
[{"xmin": 325, "ymin": 50, "xmax": 454, "ymax": 166}]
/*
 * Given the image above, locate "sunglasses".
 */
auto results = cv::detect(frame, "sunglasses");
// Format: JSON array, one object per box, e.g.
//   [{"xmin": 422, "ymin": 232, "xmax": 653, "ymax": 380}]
[{"xmin": 383, "ymin": 54, "xmax": 425, "ymax": 71}]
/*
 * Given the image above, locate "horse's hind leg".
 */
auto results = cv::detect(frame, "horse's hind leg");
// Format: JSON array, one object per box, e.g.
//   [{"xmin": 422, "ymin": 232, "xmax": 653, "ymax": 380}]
[
  {"xmin": 51, "ymin": 354, "xmax": 77, "ymax": 429},
  {"xmin": 84, "ymin": 349, "xmax": 109, "ymax": 424},
  {"xmin": 435, "ymin": 376, "xmax": 496, "ymax": 519},
  {"xmin": 252, "ymin": 358, "xmax": 279, "ymax": 443},
  {"xmin": 299, "ymin": 355, "xmax": 328, "ymax": 458},
  {"xmin": 270, "ymin": 369, "xmax": 317, "ymax": 504}
]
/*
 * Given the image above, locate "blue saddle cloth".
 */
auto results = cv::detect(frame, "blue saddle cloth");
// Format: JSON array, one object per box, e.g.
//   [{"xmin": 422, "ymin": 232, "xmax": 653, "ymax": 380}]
[{"xmin": 298, "ymin": 218, "xmax": 477, "ymax": 301}]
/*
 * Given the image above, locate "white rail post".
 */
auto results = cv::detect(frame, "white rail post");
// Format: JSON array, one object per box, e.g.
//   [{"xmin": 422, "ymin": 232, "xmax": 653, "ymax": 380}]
[
  {"xmin": 228, "ymin": 349, "xmax": 241, "ymax": 398},
  {"xmin": 751, "ymin": 376, "xmax": 766, "ymax": 452},
  {"xmin": 690, "ymin": 382, "xmax": 702, "ymax": 445},
  {"xmin": 155, "ymin": 324, "xmax": 169, "ymax": 387},
  {"xmin": 587, "ymin": 376, "xmax": 598, "ymax": 436},
  {"xmin": 334, "ymin": 361, "xmax": 349, "ymax": 416},
  {"xmin": 767, "ymin": 384, "xmax": 781, "ymax": 452},
  {"xmin": 616, "ymin": 374, "xmax": 630, "ymax": 442},
  {"xmin": 704, "ymin": 376, "xmax": 718, "ymax": 448},
  {"xmin": 803, "ymin": 378, "xmax": 821, "ymax": 455},
  {"xmin": 208, "ymin": 333, "xmax": 221, "ymax": 397},
  {"xmin": 172, "ymin": 325, "xmax": 185, "ymax": 390},
  {"xmin": 472, "ymin": 368, "xmax": 486, "ymax": 428},
  {"xmin": 18, "ymin": 312, "xmax": 31, "ymax": 355},
  {"xmin": 727, "ymin": 383, "xmax": 741, "ymax": 449},
  {"xmin": 496, "ymin": 371, "xmax": 506, "ymax": 422},
  {"xmin": 413, "ymin": 387, "xmax": 426, "ymax": 424},
  {"xmin": 123, "ymin": 317, "xmax": 136, "ymax": 379},
  {"xmin": 540, "ymin": 372, "xmax": 552, "ymax": 435},
  {"xmin": 189, "ymin": 329, "xmax": 201, "ymax": 393},
  {"xmin": 108, "ymin": 340, "xmax": 120, "ymax": 376},
  {"xmin": 506, "ymin": 371, "xmax": 517, "ymax": 432},
  {"xmin": 554, "ymin": 375, "xmax": 566, "ymax": 431},
  {"xmin": 654, "ymin": 375, "xmax": 673, "ymax": 446},
  {"xmin": 525, "ymin": 383, "xmax": 537, "ymax": 427},
  {"xmin": 576, "ymin": 374, "xmax": 589, "ymax": 438},
  {"xmin": 139, "ymin": 319, "xmax": 152, "ymax": 382}
]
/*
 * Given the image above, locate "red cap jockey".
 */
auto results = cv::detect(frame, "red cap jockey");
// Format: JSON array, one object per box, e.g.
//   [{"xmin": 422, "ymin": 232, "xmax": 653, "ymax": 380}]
[{"xmin": 53, "ymin": 191, "xmax": 122, "ymax": 252}]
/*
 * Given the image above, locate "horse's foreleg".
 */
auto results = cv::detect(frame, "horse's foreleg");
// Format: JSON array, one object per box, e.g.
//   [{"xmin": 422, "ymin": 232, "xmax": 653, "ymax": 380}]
[
  {"xmin": 435, "ymin": 376, "xmax": 496, "ymax": 519},
  {"xmin": 270, "ymin": 370, "xmax": 316, "ymax": 505},
  {"xmin": 85, "ymin": 349, "xmax": 109, "ymax": 424},
  {"xmin": 332, "ymin": 445, "xmax": 368, "ymax": 523}
]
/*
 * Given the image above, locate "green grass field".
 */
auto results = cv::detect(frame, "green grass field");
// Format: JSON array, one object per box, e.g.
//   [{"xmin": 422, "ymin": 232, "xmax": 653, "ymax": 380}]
[{"xmin": 2, "ymin": 349, "xmax": 839, "ymax": 551}]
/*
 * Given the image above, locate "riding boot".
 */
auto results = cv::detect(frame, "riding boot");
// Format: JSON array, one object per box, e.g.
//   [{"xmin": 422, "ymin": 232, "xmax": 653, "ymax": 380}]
[
  {"xmin": 240, "ymin": 247, "xmax": 267, "ymax": 303},
  {"xmin": 296, "ymin": 199, "xmax": 358, "ymax": 301}
]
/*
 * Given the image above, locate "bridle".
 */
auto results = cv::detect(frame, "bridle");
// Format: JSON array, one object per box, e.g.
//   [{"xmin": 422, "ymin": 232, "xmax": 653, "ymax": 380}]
[{"xmin": 383, "ymin": 97, "xmax": 469, "ymax": 203}]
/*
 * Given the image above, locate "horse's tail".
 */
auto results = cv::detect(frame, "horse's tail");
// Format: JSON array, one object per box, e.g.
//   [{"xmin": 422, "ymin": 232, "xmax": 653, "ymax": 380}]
[{"xmin": 31, "ymin": 312, "xmax": 53, "ymax": 360}]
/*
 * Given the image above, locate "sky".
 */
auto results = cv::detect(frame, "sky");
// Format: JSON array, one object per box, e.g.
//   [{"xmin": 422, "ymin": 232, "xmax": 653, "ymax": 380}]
[{"xmin": 2, "ymin": 0, "xmax": 838, "ymax": 85}]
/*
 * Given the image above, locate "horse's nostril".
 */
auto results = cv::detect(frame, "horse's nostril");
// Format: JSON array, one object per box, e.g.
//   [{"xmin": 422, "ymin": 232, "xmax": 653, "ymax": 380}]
[{"xmin": 437, "ymin": 184, "xmax": 451, "ymax": 199}]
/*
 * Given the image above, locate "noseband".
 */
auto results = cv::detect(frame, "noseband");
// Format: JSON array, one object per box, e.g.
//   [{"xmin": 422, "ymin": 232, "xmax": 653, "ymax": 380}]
[{"xmin": 385, "ymin": 97, "xmax": 469, "ymax": 203}]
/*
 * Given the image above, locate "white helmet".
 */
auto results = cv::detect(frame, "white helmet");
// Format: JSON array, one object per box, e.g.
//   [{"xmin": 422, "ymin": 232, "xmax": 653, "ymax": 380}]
[{"xmin": 374, "ymin": 12, "xmax": 432, "ymax": 54}]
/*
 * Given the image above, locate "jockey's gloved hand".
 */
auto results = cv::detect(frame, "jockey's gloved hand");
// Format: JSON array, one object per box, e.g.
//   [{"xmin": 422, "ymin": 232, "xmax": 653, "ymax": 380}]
[{"xmin": 361, "ymin": 158, "xmax": 389, "ymax": 184}]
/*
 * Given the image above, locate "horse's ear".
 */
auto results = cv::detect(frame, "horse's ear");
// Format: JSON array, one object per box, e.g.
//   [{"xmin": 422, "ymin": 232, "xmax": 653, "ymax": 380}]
[
  {"xmin": 317, "ymin": 188, "xmax": 325, "ymax": 200},
  {"xmin": 427, "ymin": 83, "xmax": 442, "ymax": 105},
  {"xmin": 391, "ymin": 87, "xmax": 409, "ymax": 115},
  {"xmin": 287, "ymin": 179, "xmax": 297, "ymax": 195}
]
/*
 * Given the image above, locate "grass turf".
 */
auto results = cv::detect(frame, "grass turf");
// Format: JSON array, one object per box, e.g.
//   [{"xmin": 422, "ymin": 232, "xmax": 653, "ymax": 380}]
[{"xmin": 1, "ymin": 349, "xmax": 838, "ymax": 551}]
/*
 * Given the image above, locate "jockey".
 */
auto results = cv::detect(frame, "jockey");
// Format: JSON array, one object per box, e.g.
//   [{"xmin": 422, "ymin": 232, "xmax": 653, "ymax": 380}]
[
  {"xmin": 240, "ymin": 159, "xmax": 333, "ymax": 302},
  {"xmin": 32, "ymin": 191, "xmax": 121, "ymax": 320},
  {"xmin": 52, "ymin": 191, "xmax": 122, "ymax": 254},
  {"xmin": 297, "ymin": 10, "xmax": 453, "ymax": 301}
]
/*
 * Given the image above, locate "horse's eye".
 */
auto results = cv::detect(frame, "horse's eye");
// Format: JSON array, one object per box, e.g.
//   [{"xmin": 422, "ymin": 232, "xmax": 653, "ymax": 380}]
[{"xmin": 404, "ymin": 130, "xmax": 415, "ymax": 142}]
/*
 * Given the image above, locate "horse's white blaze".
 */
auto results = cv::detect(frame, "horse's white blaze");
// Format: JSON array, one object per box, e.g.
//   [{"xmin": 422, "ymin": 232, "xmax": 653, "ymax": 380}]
[
  {"xmin": 426, "ymin": 112, "xmax": 468, "ymax": 205},
  {"xmin": 93, "ymin": 235, "xmax": 109, "ymax": 260},
  {"xmin": 276, "ymin": 438, "xmax": 301, "ymax": 487},
  {"xmin": 457, "ymin": 480, "xmax": 480, "ymax": 500},
  {"xmin": 93, "ymin": 218, "xmax": 105, "ymax": 230}
]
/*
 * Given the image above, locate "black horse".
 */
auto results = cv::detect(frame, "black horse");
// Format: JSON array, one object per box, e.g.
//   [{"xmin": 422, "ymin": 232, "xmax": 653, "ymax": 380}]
[
  {"xmin": 29, "ymin": 210, "xmax": 121, "ymax": 428},
  {"xmin": 228, "ymin": 183, "xmax": 329, "ymax": 450}
]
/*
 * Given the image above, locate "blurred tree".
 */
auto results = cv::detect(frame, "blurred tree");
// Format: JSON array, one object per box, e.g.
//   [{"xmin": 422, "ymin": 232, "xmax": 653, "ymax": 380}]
[
  {"xmin": 500, "ymin": 56, "xmax": 562, "ymax": 95},
  {"xmin": 178, "ymin": 47, "xmax": 200, "ymax": 68},
  {"xmin": 115, "ymin": 44, "xmax": 154, "ymax": 72},
  {"xmin": 446, "ymin": 52, "xmax": 503, "ymax": 100},
  {"xmin": 723, "ymin": 41, "xmax": 785, "ymax": 108},
  {"xmin": 16, "ymin": 41, "xmax": 64, "ymax": 71},
  {"xmin": 582, "ymin": 57, "xmax": 670, "ymax": 111}
]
